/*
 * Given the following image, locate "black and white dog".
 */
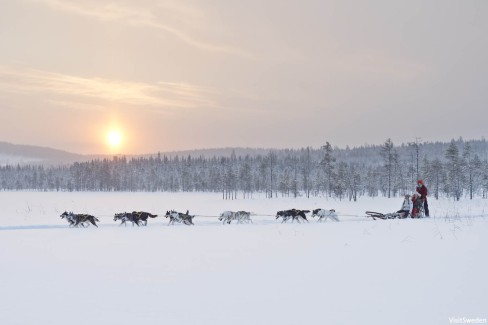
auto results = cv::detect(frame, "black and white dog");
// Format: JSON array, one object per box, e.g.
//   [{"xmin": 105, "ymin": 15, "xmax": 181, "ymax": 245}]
[
  {"xmin": 164, "ymin": 210, "xmax": 194, "ymax": 226},
  {"xmin": 311, "ymin": 209, "xmax": 339, "ymax": 222},
  {"xmin": 60, "ymin": 211, "xmax": 99, "ymax": 228},
  {"xmin": 114, "ymin": 212, "xmax": 140, "ymax": 226},
  {"xmin": 275, "ymin": 209, "xmax": 310, "ymax": 223},
  {"xmin": 131, "ymin": 211, "xmax": 158, "ymax": 226},
  {"xmin": 113, "ymin": 211, "xmax": 158, "ymax": 226},
  {"xmin": 219, "ymin": 210, "xmax": 253, "ymax": 224}
]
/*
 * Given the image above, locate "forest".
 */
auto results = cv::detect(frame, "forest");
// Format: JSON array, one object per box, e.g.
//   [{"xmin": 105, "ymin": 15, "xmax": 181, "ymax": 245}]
[{"xmin": 1, "ymin": 137, "xmax": 487, "ymax": 201}]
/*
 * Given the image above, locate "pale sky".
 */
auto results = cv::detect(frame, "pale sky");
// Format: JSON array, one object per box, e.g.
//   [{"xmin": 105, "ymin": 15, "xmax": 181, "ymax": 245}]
[{"xmin": 1, "ymin": 0, "xmax": 487, "ymax": 154}]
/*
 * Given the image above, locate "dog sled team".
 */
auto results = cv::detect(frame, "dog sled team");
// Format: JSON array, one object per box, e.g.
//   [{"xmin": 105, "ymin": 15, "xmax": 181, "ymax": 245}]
[
  {"xmin": 59, "ymin": 207, "xmax": 340, "ymax": 228},
  {"xmin": 366, "ymin": 179, "xmax": 430, "ymax": 220},
  {"xmin": 58, "ymin": 179, "xmax": 431, "ymax": 227}
]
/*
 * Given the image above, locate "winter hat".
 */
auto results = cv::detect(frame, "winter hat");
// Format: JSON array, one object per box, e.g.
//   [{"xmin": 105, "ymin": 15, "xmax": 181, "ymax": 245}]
[{"xmin": 417, "ymin": 179, "xmax": 424, "ymax": 185}]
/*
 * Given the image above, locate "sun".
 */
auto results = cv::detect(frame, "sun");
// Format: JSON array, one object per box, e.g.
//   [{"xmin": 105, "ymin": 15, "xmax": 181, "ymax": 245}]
[{"xmin": 107, "ymin": 130, "xmax": 122, "ymax": 148}]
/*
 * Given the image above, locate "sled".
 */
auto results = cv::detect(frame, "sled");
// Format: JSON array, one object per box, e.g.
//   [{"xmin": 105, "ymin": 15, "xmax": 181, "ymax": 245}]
[{"xmin": 365, "ymin": 211, "xmax": 407, "ymax": 220}]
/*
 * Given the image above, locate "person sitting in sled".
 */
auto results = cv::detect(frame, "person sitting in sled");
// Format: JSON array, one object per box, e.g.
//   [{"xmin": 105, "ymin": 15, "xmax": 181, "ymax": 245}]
[
  {"xmin": 411, "ymin": 193, "xmax": 423, "ymax": 218},
  {"xmin": 396, "ymin": 194, "xmax": 411, "ymax": 218}
]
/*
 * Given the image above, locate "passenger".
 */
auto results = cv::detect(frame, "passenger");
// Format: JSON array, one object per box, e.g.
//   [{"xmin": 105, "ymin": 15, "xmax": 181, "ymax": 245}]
[
  {"xmin": 396, "ymin": 194, "xmax": 411, "ymax": 218},
  {"xmin": 411, "ymin": 193, "xmax": 423, "ymax": 218}
]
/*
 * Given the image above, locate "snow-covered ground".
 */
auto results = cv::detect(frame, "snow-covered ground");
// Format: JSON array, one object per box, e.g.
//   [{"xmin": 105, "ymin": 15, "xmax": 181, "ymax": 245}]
[{"xmin": 1, "ymin": 192, "xmax": 487, "ymax": 325}]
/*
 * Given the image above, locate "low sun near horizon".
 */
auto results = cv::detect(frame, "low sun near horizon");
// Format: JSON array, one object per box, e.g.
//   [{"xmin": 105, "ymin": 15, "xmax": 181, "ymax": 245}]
[{"xmin": 106, "ymin": 130, "xmax": 122, "ymax": 152}]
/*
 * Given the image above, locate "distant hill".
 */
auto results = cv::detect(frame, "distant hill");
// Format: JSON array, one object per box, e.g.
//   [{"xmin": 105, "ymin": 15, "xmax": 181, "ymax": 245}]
[
  {"xmin": 0, "ymin": 142, "xmax": 275, "ymax": 166},
  {"xmin": 0, "ymin": 142, "xmax": 90, "ymax": 166}
]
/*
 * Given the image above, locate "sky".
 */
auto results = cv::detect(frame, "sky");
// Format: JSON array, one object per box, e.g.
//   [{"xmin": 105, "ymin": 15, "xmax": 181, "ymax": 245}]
[{"xmin": 0, "ymin": 0, "xmax": 487, "ymax": 155}]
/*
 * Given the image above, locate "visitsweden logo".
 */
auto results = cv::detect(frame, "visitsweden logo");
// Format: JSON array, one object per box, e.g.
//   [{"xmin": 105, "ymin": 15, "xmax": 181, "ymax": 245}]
[{"xmin": 449, "ymin": 317, "xmax": 487, "ymax": 324}]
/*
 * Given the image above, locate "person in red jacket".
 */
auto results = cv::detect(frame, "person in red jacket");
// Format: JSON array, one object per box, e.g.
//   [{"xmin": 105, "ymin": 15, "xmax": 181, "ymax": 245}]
[{"xmin": 416, "ymin": 179, "xmax": 429, "ymax": 217}]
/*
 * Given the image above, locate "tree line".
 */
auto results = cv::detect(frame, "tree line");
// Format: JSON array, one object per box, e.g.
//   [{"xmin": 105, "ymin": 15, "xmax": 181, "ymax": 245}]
[{"xmin": 1, "ymin": 138, "xmax": 488, "ymax": 200}]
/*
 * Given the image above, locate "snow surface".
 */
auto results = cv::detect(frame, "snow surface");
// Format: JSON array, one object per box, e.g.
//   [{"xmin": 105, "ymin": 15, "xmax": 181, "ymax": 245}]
[{"xmin": 1, "ymin": 192, "xmax": 487, "ymax": 325}]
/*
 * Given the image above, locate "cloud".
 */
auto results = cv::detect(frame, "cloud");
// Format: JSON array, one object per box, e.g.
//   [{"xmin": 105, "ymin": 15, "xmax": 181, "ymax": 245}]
[
  {"xmin": 0, "ymin": 65, "xmax": 217, "ymax": 111},
  {"xmin": 26, "ymin": 0, "xmax": 256, "ymax": 58}
]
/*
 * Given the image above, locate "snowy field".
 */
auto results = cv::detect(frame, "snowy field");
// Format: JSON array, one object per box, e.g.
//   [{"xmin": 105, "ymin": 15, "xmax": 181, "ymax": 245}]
[{"xmin": 1, "ymin": 192, "xmax": 487, "ymax": 325}]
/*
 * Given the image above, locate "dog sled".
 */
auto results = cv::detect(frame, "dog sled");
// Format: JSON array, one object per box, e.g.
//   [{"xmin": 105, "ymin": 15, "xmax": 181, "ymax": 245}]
[
  {"xmin": 365, "ymin": 207, "xmax": 424, "ymax": 220},
  {"xmin": 366, "ymin": 192, "xmax": 427, "ymax": 220},
  {"xmin": 365, "ymin": 211, "xmax": 408, "ymax": 220}
]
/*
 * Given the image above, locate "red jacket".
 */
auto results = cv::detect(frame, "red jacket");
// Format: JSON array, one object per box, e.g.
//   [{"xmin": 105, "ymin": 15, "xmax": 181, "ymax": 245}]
[{"xmin": 417, "ymin": 185, "xmax": 428, "ymax": 200}]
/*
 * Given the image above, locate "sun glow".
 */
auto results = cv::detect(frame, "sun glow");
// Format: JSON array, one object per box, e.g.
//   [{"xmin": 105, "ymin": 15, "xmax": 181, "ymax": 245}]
[{"xmin": 107, "ymin": 130, "xmax": 122, "ymax": 148}]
